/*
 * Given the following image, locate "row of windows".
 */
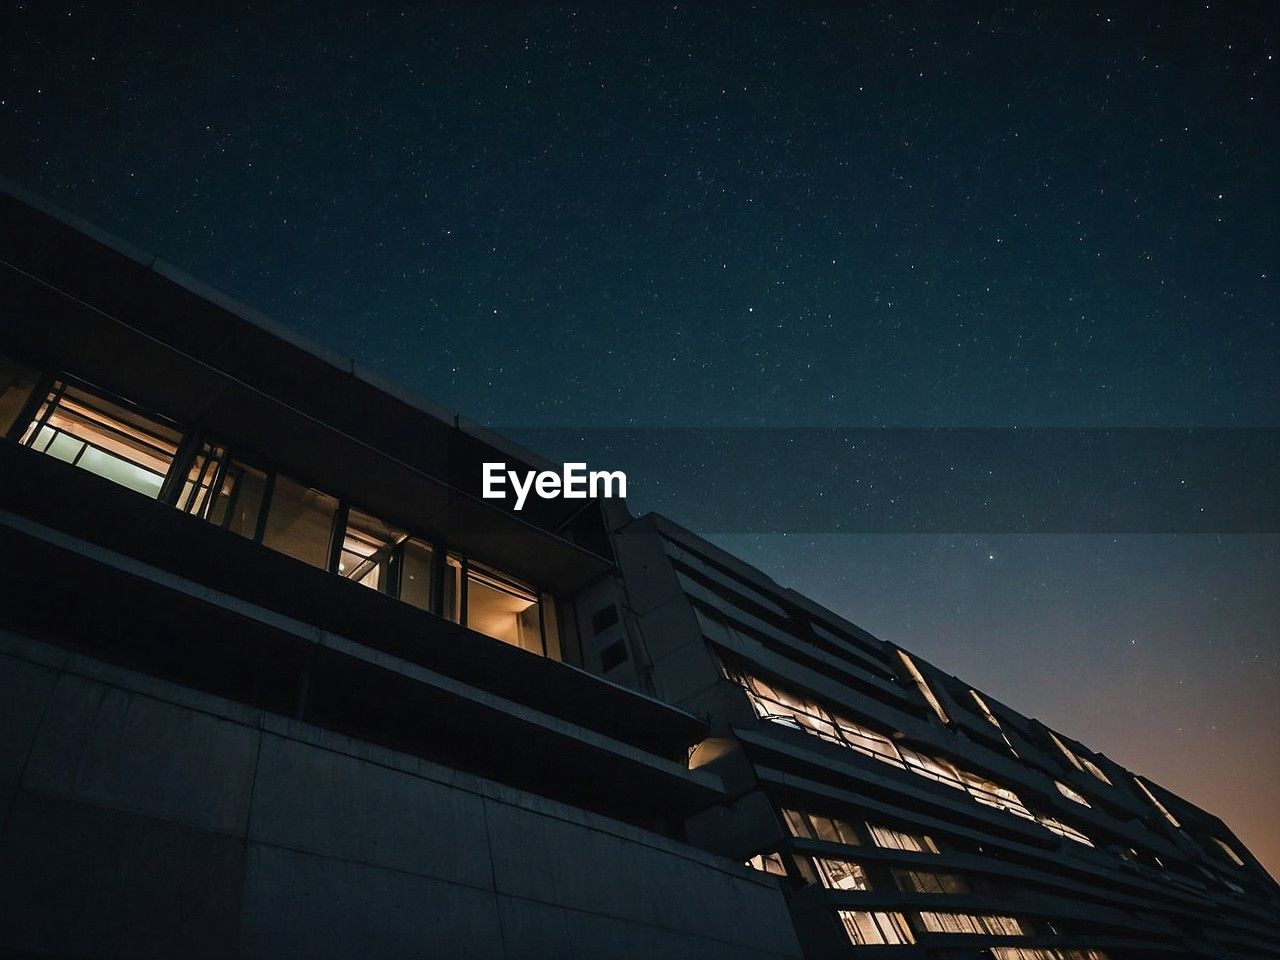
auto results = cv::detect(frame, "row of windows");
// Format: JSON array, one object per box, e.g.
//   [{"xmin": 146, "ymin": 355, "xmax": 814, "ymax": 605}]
[
  {"xmin": 2, "ymin": 370, "xmax": 566, "ymax": 659},
  {"xmin": 727, "ymin": 666, "xmax": 1096, "ymax": 847},
  {"xmin": 1049, "ymin": 730, "xmax": 1112, "ymax": 786},
  {"xmin": 991, "ymin": 949, "xmax": 1109, "ymax": 960},
  {"xmin": 840, "ymin": 910, "xmax": 1107, "ymax": 955},
  {"xmin": 972, "ymin": 682, "xmax": 1247, "ymax": 874},
  {"xmin": 781, "ymin": 807, "xmax": 940, "ymax": 854},
  {"xmin": 919, "ymin": 911, "xmax": 1028, "ymax": 936},
  {"xmin": 807, "ymin": 854, "xmax": 972, "ymax": 897},
  {"xmin": 839, "ymin": 910, "xmax": 915, "ymax": 946}
]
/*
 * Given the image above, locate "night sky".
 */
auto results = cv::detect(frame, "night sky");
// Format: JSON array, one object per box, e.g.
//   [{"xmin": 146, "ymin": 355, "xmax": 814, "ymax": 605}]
[{"xmin": 2, "ymin": 3, "xmax": 1277, "ymax": 872}]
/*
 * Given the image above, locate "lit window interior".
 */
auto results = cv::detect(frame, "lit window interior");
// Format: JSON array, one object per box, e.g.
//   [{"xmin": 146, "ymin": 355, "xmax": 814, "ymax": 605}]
[
  {"xmin": 339, "ymin": 508, "xmax": 407, "ymax": 593},
  {"xmin": 1049, "ymin": 730, "xmax": 1112, "ymax": 785},
  {"xmin": 992, "ymin": 949, "xmax": 1108, "ymax": 960},
  {"xmin": 781, "ymin": 808, "xmax": 861, "ymax": 845},
  {"xmin": 1055, "ymin": 780, "xmax": 1092, "ymax": 807},
  {"xmin": 729, "ymin": 666, "xmax": 1094, "ymax": 843},
  {"xmin": 970, "ymin": 689, "xmax": 1020, "ymax": 757},
  {"xmin": 897, "ymin": 649, "xmax": 951, "ymax": 725},
  {"xmin": 744, "ymin": 851, "xmax": 787, "ymax": 877},
  {"xmin": 179, "ymin": 445, "xmax": 268, "ymax": 541},
  {"xmin": 466, "ymin": 562, "xmax": 544, "ymax": 655},
  {"xmin": 5, "ymin": 373, "xmax": 565, "ymax": 659},
  {"xmin": 1212, "ymin": 837, "xmax": 1246, "ymax": 867},
  {"xmin": 838, "ymin": 911, "xmax": 915, "ymax": 946},
  {"xmin": 261, "ymin": 475, "xmax": 338, "ymax": 570},
  {"xmin": 918, "ymin": 912, "xmax": 1029, "ymax": 936},
  {"xmin": 1037, "ymin": 814, "xmax": 1094, "ymax": 847},
  {"xmin": 19, "ymin": 380, "xmax": 180, "ymax": 499},
  {"xmin": 1134, "ymin": 776, "xmax": 1181, "ymax": 828},
  {"xmin": 813, "ymin": 857, "xmax": 870, "ymax": 890}
]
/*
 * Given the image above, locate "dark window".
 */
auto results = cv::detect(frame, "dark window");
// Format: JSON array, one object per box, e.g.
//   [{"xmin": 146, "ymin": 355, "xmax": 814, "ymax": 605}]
[
  {"xmin": 600, "ymin": 639, "xmax": 628, "ymax": 671},
  {"xmin": 591, "ymin": 604, "xmax": 620, "ymax": 635},
  {"xmin": 399, "ymin": 538, "xmax": 435, "ymax": 612},
  {"xmin": 0, "ymin": 353, "xmax": 40, "ymax": 437}
]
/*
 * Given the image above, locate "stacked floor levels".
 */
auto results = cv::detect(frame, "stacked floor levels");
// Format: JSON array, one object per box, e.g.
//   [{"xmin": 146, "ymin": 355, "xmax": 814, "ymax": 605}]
[
  {"xmin": 0, "ymin": 180, "xmax": 1276, "ymax": 958},
  {"xmin": 608, "ymin": 514, "xmax": 1280, "ymax": 959}
]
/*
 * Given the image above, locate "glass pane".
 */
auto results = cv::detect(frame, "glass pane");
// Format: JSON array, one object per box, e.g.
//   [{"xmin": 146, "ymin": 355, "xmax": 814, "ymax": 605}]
[
  {"xmin": 541, "ymin": 593, "xmax": 561, "ymax": 660},
  {"xmin": 466, "ymin": 562, "xmax": 543, "ymax": 654},
  {"xmin": 214, "ymin": 461, "xmax": 268, "ymax": 539},
  {"xmin": 815, "ymin": 857, "xmax": 868, "ymax": 890},
  {"xmin": 261, "ymin": 475, "xmax": 338, "ymax": 569},
  {"xmin": 177, "ymin": 442, "xmax": 227, "ymax": 517},
  {"xmin": 781, "ymin": 809, "xmax": 813, "ymax": 839},
  {"xmin": 338, "ymin": 508, "xmax": 406, "ymax": 593},
  {"xmin": 400, "ymin": 539, "xmax": 435, "ymax": 611},
  {"xmin": 443, "ymin": 553, "xmax": 463, "ymax": 622},
  {"xmin": 19, "ymin": 381, "xmax": 180, "ymax": 499},
  {"xmin": 0, "ymin": 353, "xmax": 40, "ymax": 437}
]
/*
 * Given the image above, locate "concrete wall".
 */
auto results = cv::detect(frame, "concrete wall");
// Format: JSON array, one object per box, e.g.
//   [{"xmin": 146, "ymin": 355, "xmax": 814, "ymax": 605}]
[{"xmin": 0, "ymin": 631, "xmax": 802, "ymax": 960}]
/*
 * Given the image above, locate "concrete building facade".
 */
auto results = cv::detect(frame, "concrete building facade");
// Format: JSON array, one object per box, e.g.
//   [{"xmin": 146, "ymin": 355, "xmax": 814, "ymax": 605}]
[{"xmin": 0, "ymin": 181, "xmax": 1275, "ymax": 958}]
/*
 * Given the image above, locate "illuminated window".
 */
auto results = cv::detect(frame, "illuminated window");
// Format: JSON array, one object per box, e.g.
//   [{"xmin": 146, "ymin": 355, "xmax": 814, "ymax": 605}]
[
  {"xmin": 919, "ymin": 912, "xmax": 1029, "ymax": 936},
  {"xmin": 867, "ymin": 823, "xmax": 939, "ymax": 853},
  {"xmin": 894, "ymin": 868, "xmax": 969, "ymax": 894},
  {"xmin": 1079, "ymin": 757, "xmax": 1111, "ymax": 785},
  {"xmin": 338, "ymin": 508, "xmax": 407, "ymax": 593},
  {"xmin": 970, "ymin": 689, "xmax": 1020, "ymax": 757},
  {"xmin": 4, "ymin": 369, "xmax": 569, "ymax": 659},
  {"xmin": 180, "ymin": 448, "xmax": 269, "ymax": 540},
  {"xmin": 813, "ymin": 857, "xmax": 870, "ymax": 890},
  {"xmin": 726, "ymin": 666, "xmax": 1036, "ymax": 824},
  {"xmin": 1133, "ymin": 776, "xmax": 1181, "ymax": 828},
  {"xmin": 1036, "ymin": 814, "xmax": 1094, "ymax": 847},
  {"xmin": 992, "ymin": 950, "xmax": 1109, "ymax": 960},
  {"xmin": 19, "ymin": 380, "xmax": 180, "ymax": 499},
  {"xmin": 745, "ymin": 851, "xmax": 787, "ymax": 877},
  {"xmin": 176, "ymin": 441, "xmax": 225, "ymax": 518},
  {"xmin": 1048, "ymin": 730, "xmax": 1112, "ymax": 785},
  {"xmin": 466, "ymin": 562, "xmax": 544, "ymax": 654},
  {"xmin": 1055, "ymin": 780, "xmax": 1092, "ymax": 807},
  {"xmin": 897, "ymin": 649, "xmax": 950, "ymax": 725},
  {"xmin": 1212, "ymin": 837, "xmax": 1245, "ymax": 867},
  {"xmin": 781, "ymin": 808, "xmax": 862, "ymax": 846},
  {"xmin": 838, "ymin": 911, "xmax": 914, "ymax": 946},
  {"xmin": 261, "ymin": 475, "xmax": 339, "ymax": 570},
  {"xmin": 429, "ymin": 553, "xmax": 560, "ymax": 657}
]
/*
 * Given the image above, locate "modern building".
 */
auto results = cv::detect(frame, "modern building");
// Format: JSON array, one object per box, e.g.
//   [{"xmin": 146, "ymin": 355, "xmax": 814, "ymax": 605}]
[{"xmin": 0, "ymin": 180, "xmax": 1275, "ymax": 959}]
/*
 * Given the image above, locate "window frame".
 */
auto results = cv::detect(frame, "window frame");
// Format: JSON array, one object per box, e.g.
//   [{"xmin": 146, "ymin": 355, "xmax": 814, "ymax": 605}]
[{"xmin": 8, "ymin": 373, "xmax": 569, "ymax": 661}]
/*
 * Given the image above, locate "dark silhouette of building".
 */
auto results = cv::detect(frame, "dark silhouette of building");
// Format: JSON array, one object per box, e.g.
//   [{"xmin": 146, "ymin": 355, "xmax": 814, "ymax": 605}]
[{"xmin": 0, "ymin": 181, "xmax": 1275, "ymax": 959}]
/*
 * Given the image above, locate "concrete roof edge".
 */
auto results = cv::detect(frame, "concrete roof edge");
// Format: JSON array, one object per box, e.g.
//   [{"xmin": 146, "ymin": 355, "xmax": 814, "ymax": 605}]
[{"xmin": 0, "ymin": 176, "xmax": 470, "ymax": 435}]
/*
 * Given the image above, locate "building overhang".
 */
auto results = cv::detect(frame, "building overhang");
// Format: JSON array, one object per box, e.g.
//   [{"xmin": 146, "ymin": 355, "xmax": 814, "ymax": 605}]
[
  {"xmin": 0, "ymin": 442, "xmax": 716, "ymax": 822},
  {"xmin": 0, "ymin": 180, "xmax": 612, "ymax": 594}
]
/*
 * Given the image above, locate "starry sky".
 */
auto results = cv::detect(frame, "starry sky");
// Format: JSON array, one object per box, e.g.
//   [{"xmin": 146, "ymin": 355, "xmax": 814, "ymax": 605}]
[{"xmin": 2, "ymin": 3, "xmax": 1277, "ymax": 871}]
